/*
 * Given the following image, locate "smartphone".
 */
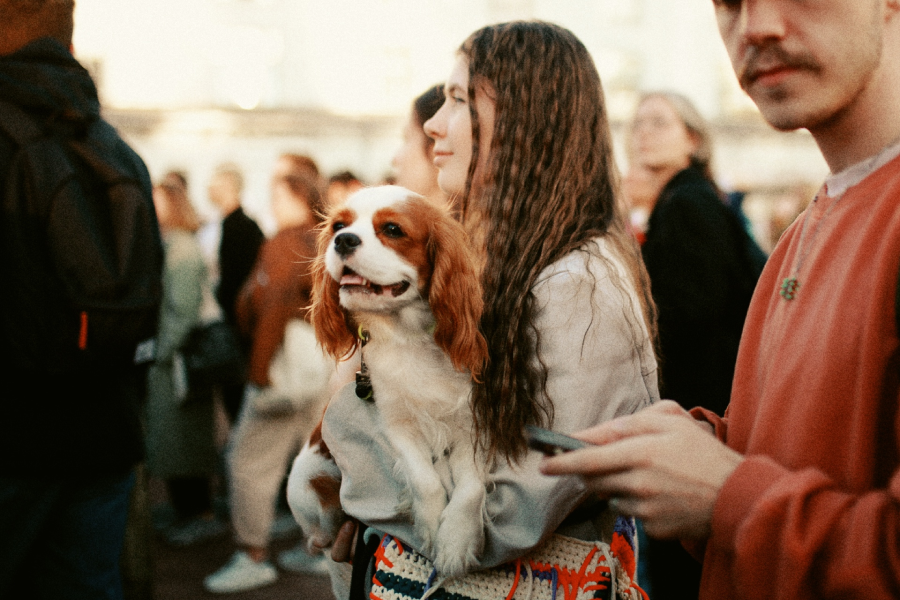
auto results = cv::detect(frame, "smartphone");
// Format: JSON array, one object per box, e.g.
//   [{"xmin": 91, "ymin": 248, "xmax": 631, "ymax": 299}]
[{"xmin": 525, "ymin": 425, "xmax": 589, "ymax": 456}]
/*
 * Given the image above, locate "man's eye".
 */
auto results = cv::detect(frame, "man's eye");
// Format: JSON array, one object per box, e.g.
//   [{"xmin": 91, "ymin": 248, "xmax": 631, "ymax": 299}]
[{"xmin": 383, "ymin": 223, "xmax": 404, "ymax": 238}]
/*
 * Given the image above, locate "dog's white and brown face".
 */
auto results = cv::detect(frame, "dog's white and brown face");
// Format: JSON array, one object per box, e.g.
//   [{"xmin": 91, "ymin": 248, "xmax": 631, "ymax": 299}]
[
  {"xmin": 312, "ymin": 185, "xmax": 485, "ymax": 376},
  {"xmin": 324, "ymin": 185, "xmax": 428, "ymax": 314},
  {"xmin": 305, "ymin": 185, "xmax": 490, "ymax": 577}
]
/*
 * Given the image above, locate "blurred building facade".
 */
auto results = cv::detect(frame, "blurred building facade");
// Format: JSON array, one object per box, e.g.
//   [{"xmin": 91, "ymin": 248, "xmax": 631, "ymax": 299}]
[{"xmin": 73, "ymin": 0, "xmax": 825, "ymax": 240}]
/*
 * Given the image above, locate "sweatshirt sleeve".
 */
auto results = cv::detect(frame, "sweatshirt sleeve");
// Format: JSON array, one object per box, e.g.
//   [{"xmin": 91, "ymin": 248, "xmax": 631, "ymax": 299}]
[{"xmin": 706, "ymin": 454, "xmax": 900, "ymax": 599}]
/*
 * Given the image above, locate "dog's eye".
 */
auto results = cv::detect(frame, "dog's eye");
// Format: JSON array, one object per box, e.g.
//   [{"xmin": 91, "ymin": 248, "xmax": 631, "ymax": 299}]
[
  {"xmin": 332, "ymin": 222, "xmax": 347, "ymax": 233},
  {"xmin": 383, "ymin": 223, "xmax": 404, "ymax": 238}
]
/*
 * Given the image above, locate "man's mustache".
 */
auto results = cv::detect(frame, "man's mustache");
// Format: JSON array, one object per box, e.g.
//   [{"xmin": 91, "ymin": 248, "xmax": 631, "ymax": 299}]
[{"xmin": 738, "ymin": 43, "xmax": 821, "ymax": 90}]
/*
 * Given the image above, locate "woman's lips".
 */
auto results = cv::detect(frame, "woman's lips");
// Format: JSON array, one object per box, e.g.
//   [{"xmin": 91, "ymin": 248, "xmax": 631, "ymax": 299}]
[{"xmin": 433, "ymin": 151, "xmax": 451, "ymax": 167}]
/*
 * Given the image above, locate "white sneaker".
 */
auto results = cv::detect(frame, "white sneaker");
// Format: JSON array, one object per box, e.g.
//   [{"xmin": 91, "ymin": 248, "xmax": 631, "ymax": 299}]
[
  {"xmin": 203, "ymin": 551, "xmax": 278, "ymax": 594},
  {"xmin": 277, "ymin": 544, "xmax": 330, "ymax": 575}
]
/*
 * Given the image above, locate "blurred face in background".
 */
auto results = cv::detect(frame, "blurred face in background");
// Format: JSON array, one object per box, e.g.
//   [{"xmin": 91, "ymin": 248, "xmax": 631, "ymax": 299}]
[
  {"xmin": 152, "ymin": 186, "xmax": 173, "ymax": 228},
  {"xmin": 270, "ymin": 178, "xmax": 312, "ymax": 231},
  {"xmin": 391, "ymin": 111, "xmax": 441, "ymax": 201},
  {"xmin": 631, "ymin": 95, "xmax": 698, "ymax": 173}
]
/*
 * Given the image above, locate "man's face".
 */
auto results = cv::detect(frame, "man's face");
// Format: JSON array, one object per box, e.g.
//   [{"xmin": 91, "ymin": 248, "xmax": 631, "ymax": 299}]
[{"xmin": 714, "ymin": 0, "xmax": 884, "ymax": 132}]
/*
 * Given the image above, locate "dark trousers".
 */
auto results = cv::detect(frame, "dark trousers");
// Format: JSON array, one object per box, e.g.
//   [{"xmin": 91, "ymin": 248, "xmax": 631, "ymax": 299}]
[
  {"xmin": 166, "ymin": 476, "xmax": 212, "ymax": 520},
  {"xmin": 0, "ymin": 470, "xmax": 135, "ymax": 600},
  {"xmin": 645, "ymin": 536, "xmax": 702, "ymax": 600}
]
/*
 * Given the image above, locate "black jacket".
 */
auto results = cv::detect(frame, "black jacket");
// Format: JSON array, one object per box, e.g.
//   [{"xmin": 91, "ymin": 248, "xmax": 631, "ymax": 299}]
[
  {"xmin": 642, "ymin": 167, "xmax": 759, "ymax": 416},
  {"xmin": 217, "ymin": 207, "xmax": 264, "ymax": 324},
  {"xmin": 0, "ymin": 39, "xmax": 157, "ymax": 477}
]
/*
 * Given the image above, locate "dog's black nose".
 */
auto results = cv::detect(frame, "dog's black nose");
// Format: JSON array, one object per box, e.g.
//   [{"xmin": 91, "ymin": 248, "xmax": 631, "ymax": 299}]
[{"xmin": 334, "ymin": 232, "xmax": 362, "ymax": 257}]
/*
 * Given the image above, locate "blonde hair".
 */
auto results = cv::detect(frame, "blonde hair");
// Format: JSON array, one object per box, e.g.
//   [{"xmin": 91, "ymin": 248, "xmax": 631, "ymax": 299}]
[
  {"xmin": 156, "ymin": 183, "xmax": 201, "ymax": 233},
  {"xmin": 638, "ymin": 91, "xmax": 715, "ymax": 181}
]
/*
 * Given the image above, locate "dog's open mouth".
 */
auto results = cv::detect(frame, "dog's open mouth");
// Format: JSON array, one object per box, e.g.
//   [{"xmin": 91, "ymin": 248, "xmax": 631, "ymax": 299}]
[{"xmin": 339, "ymin": 269, "xmax": 411, "ymax": 297}]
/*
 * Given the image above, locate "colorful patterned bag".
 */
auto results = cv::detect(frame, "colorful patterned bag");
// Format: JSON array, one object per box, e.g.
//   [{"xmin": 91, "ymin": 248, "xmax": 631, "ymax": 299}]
[{"xmin": 368, "ymin": 517, "xmax": 647, "ymax": 600}]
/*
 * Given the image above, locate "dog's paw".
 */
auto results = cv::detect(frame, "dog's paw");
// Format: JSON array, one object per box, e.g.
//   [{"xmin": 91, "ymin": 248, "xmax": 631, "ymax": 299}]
[
  {"xmin": 412, "ymin": 499, "xmax": 444, "ymax": 556},
  {"xmin": 433, "ymin": 513, "xmax": 483, "ymax": 577}
]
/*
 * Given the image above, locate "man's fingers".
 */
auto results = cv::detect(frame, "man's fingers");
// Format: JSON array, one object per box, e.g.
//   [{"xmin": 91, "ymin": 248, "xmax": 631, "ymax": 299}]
[
  {"xmin": 539, "ymin": 433, "xmax": 648, "ymax": 477},
  {"xmin": 570, "ymin": 401, "xmax": 693, "ymax": 446}
]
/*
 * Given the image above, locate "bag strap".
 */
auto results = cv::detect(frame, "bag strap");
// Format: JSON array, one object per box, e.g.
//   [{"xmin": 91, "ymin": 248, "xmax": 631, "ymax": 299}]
[
  {"xmin": 0, "ymin": 99, "xmax": 45, "ymax": 144},
  {"xmin": 349, "ymin": 526, "xmax": 381, "ymax": 600}
]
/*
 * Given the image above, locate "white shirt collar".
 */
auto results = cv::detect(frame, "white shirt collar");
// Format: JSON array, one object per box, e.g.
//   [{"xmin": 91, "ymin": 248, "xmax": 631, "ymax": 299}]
[{"xmin": 824, "ymin": 136, "xmax": 900, "ymax": 199}]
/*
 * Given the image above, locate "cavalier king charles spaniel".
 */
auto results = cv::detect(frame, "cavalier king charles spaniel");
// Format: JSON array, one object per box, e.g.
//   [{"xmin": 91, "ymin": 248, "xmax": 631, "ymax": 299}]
[{"xmin": 292, "ymin": 185, "xmax": 488, "ymax": 578}]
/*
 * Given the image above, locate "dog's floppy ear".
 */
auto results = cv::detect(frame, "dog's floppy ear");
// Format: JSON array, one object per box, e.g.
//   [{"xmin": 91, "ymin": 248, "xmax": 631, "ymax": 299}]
[
  {"xmin": 427, "ymin": 212, "xmax": 487, "ymax": 380},
  {"xmin": 310, "ymin": 225, "xmax": 357, "ymax": 360}
]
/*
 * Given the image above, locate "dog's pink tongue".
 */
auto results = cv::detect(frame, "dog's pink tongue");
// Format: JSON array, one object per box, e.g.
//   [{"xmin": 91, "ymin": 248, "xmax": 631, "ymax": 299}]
[{"xmin": 340, "ymin": 274, "xmax": 367, "ymax": 286}]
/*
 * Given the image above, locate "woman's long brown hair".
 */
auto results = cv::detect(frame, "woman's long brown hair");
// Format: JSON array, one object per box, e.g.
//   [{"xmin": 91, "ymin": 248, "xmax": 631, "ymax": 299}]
[{"xmin": 459, "ymin": 21, "xmax": 657, "ymax": 463}]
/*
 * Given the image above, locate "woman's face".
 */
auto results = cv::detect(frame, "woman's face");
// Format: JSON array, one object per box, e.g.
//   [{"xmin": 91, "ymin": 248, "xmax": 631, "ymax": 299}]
[
  {"xmin": 152, "ymin": 186, "xmax": 172, "ymax": 229},
  {"xmin": 391, "ymin": 112, "xmax": 439, "ymax": 198},
  {"xmin": 424, "ymin": 56, "xmax": 495, "ymax": 197},
  {"xmin": 631, "ymin": 96, "xmax": 698, "ymax": 172}
]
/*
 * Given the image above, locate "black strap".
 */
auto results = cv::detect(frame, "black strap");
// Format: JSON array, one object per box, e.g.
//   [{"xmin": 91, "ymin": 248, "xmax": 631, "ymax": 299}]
[{"xmin": 348, "ymin": 527, "xmax": 381, "ymax": 600}]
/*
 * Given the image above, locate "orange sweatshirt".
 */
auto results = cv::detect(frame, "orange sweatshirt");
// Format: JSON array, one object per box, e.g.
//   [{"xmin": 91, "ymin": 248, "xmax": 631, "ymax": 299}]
[{"xmin": 693, "ymin": 153, "xmax": 900, "ymax": 599}]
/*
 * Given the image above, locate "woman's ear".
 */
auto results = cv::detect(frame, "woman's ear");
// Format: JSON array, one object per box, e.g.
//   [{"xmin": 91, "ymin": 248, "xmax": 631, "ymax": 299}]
[{"xmin": 427, "ymin": 212, "xmax": 488, "ymax": 380}]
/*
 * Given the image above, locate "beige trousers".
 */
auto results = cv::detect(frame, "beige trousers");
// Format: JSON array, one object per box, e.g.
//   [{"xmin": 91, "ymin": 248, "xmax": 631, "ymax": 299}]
[{"xmin": 227, "ymin": 390, "xmax": 321, "ymax": 548}]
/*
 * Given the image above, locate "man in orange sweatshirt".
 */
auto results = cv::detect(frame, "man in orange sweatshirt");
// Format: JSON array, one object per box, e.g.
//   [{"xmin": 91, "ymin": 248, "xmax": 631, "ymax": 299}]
[{"xmin": 542, "ymin": 1, "xmax": 900, "ymax": 599}]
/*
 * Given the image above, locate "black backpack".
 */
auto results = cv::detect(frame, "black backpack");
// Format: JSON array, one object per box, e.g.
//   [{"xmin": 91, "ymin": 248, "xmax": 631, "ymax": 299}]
[{"xmin": 0, "ymin": 100, "xmax": 163, "ymax": 363}]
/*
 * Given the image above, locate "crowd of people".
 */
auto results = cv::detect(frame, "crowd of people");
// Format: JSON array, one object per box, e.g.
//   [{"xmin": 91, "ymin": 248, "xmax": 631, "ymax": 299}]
[{"xmin": 3, "ymin": 1, "xmax": 900, "ymax": 600}]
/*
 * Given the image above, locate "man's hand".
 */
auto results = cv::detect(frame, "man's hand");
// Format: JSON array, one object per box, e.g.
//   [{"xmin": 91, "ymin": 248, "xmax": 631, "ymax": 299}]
[{"xmin": 539, "ymin": 401, "xmax": 742, "ymax": 540}]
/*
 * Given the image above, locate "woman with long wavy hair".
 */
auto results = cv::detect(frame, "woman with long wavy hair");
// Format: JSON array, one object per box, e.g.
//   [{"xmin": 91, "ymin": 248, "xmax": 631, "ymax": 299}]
[{"xmin": 314, "ymin": 20, "xmax": 660, "ymax": 595}]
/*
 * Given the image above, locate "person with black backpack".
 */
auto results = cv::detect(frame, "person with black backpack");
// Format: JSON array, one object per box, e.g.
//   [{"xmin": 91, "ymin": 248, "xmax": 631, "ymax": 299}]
[{"xmin": 0, "ymin": 2, "xmax": 163, "ymax": 598}]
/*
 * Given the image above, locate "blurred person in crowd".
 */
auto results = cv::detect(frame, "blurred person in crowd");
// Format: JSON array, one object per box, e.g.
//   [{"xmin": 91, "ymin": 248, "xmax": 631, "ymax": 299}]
[
  {"xmin": 621, "ymin": 163, "xmax": 665, "ymax": 246},
  {"xmin": 146, "ymin": 181, "xmax": 226, "ymax": 547},
  {"xmin": 273, "ymin": 152, "xmax": 320, "ymax": 182},
  {"xmin": 632, "ymin": 91, "xmax": 761, "ymax": 417},
  {"xmin": 325, "ymin": 169, "xmax": 363, "ymax": 207},
  {"xmin": 0, "ymin": 1, "xmax": 163, "ymax": 597},
  {"xmin": 541, "ymin": 1, "xmax": 900, "ymax": 599},
  {"xmin": 163, "ymin": 168, "xmax": 189, "ymax": 193},
  {"xmin": 204, "ymin": 167, "xmax": 327, "ymax": 594},
  {"xmin": 207, "ymin": 163, "xmax": 265, "ymax": 423},
  {"xmin": 627, "ymin": 90, "xmax": 764, "ymax": 600},
  {"xmin": 391, "ymin": 84, "xmax": 450, "ymax": 209}
]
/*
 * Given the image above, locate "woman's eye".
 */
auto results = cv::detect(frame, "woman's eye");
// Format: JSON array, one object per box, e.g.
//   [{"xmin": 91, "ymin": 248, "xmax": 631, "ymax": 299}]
[{"xmin": 383, "ymin": 223, "xmax": 404, "ymax": 238}]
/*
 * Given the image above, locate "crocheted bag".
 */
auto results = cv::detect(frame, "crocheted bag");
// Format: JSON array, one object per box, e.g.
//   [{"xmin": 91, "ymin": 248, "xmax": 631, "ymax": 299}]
[{"xmin": 368, "ymin": 517, "xmax": 647, "ymax": 600}]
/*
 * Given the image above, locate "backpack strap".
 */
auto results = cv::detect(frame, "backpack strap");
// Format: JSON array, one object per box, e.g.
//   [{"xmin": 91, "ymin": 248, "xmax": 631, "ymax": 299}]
[{"xmin": 0, "ymin": 99, "xmax": 45, "ymax": 145}]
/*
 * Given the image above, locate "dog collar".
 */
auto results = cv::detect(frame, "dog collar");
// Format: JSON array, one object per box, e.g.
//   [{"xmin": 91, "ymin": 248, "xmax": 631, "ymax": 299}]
[{"xmin": 355, "ymin": 327, "xmax": 373, "ymax": 401}]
